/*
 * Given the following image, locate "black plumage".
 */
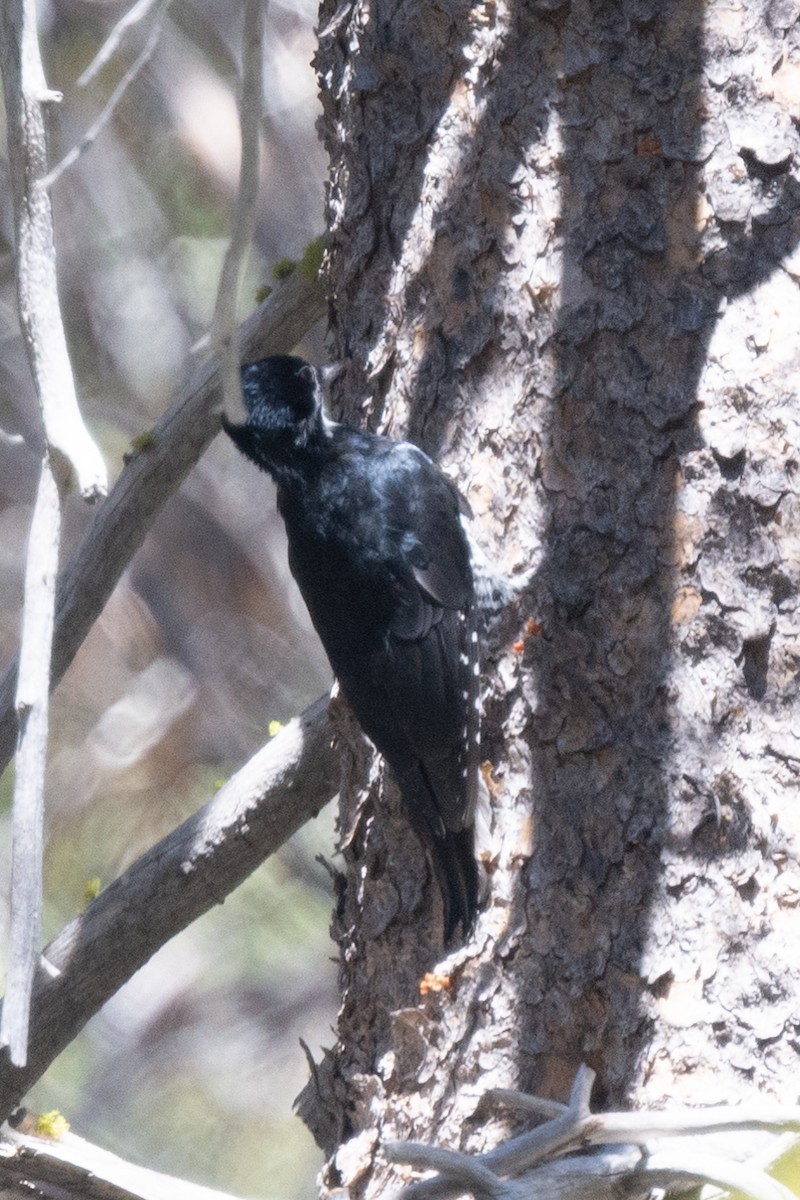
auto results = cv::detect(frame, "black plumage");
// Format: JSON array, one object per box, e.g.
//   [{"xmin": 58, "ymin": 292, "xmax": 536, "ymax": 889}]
[{"xmin": 223, "ymin": 355, "xmax": 479, "ymax": 937}]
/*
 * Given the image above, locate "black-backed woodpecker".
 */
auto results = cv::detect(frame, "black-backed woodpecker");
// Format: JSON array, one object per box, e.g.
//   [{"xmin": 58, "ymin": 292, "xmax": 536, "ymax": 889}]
[{"xmin": 223, "ymin": 355, "xmax": 480, "ymax": 938}]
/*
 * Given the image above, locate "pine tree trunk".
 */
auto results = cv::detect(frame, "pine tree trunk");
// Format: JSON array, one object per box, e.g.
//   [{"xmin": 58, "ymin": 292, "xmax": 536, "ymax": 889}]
[{"xmin": 302, "ymin": 0, "xmax": 800, "ymax": 1193}]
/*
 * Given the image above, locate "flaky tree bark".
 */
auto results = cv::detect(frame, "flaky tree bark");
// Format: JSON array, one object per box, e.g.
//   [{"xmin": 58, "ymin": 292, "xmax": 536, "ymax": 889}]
[{"xmin": 304, "ymin": 0, "xmax": 800, "ymax": 1195}]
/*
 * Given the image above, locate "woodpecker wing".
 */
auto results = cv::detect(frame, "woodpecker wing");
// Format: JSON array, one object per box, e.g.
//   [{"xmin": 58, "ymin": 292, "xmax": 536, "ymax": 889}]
[{"xmin": 361, "ymin": 444, "xmax": 479, "ymax": 835}]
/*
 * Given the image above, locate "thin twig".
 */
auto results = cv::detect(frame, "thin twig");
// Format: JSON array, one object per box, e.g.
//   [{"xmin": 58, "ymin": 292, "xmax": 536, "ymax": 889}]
[
  {"xmin": 211, "ymin": 0, "xmax": 266, "ymax": 420},
  {"xmin": 78, "ymin": 0, "xmax": 166, "ymax": 86},
  {"xmin": 43, "ymin": 2, "xmax": 169, "ymax": 191}
]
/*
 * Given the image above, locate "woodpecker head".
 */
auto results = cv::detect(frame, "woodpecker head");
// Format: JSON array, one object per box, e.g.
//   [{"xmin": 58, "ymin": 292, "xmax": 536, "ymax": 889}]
[{"xmin": 222, "ymin": 355, "xmax": 329, "ymax": 475}]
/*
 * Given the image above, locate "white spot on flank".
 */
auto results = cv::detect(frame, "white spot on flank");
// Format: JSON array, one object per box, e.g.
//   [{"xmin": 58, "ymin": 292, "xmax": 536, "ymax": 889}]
[
  {"xmin": 471, "ymin": 630, "xmax": 478, "ymax": 643},
  {"xmin": 473, "ymin": 662, "xmax": 480, "ymax": 675}
]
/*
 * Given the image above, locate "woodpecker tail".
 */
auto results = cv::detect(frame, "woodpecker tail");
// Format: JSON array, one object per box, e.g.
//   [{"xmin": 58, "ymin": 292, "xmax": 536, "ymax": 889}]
[
  {"xmin": 390, "ymin": 760, "xmax": 480, "ymax": 942},
  {"xmin": 434, "ymin": 825, "xmax": 479, "ymax": 942}
]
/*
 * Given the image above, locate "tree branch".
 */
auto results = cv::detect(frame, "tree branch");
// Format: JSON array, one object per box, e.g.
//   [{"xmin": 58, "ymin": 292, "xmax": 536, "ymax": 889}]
[
  {"xmin": 388, "ymin": 1069, "xmax": 800, "ymax": 1200},
  {"xmin": 0, "ymin": 0, "xmax": 109, "ymax": 1068},
  {"xmin": 1, "ymin": 462, "xmax": 59, "ymax": 1065},
  {"xmin": 78, "ymin": 0, "xmax": 166, "ymax": 87},
  {"xmin": 0, "ymin": 267, "xmax": 327, "ymax": 777},
  {"xmin": 0, "ymin": 1, "xmax": 108, "ymax": 502},
  {"xmin": 0, "ymin": 1123, "xmax": 248, "ymax": 1200},
  {"xmin": 488, "ymin": 1079, "xmax": 800, "ymax": 1144},
  {"xmin": 211, "ymin": 0, "xmax": 265, "ymax": 420},
  {"xmin": 0, "ymin": 693, "xmax": 338, "ymax": 1122}
]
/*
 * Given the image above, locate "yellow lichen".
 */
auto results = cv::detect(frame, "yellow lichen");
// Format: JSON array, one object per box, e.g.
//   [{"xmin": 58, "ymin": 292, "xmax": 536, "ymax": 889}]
[
  {"xmin": 83, "ymin": 877, "xmax": 101, "ymax": 903},
  {"xmin": 35, "ymin": 1110, "xmax": 70, "ymax": 1140}
]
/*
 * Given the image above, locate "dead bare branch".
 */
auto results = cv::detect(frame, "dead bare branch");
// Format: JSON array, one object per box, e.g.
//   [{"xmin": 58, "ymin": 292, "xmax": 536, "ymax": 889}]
[
  {"xmin": 0, "ymin": 693, "xmax": 337, "ymax": 1122},
  {"xmin": 0, "ymin": 1123, "xmax": 247, "ymax": 1200},
  {"xmin": 0, "ymin": 0, "xmax": 109, "ymax": 1068},
  {"xmin": 0, "ymin": 1, "xmax": 107, "ymax": 502},
  {"xmin": 388, "ymin": 1067, "xmax": 800, "ymax": 1200},
  {"xmin": 0, "ymin": 463, "xmax": 59, "ymax": 1065},
  {"xmin": 211, "ymin": 0, "xmax": 266, "ymax": 421},
  {"xmin": 78, "ymin": 0, "xmax": 167, "ymax": 87}
]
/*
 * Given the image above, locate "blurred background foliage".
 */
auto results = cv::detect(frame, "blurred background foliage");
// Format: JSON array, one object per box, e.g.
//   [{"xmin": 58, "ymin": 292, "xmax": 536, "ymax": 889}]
[{"xmin": 0, "ymin": 1, "xmax": 336, "ymax": 1196}]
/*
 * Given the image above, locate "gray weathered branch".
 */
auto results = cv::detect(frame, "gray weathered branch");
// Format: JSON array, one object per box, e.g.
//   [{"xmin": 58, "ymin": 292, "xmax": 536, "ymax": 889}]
[
  {"xmin": 0, "ymin": 0, "xmax": 108, "ymax": 501},
  {"xmin": 211, "ymin": 0, "xmax": 265, "ymax": 421},
  {"xmin": 0, "ymin": 0, "xmax": 110, "ymax": 1067},
  {"xmin": 0, "ymin": 1123, "xmax": 246, "ymax": 1200},
  {"xmin": 1, "ymin": 463, "xmax": 59, "ymax": 1064},
  {"xmin": 78, "ymin": 0, "xmax": 167, "ymax": 87},
  {"xmin": 0, "ymin": 694, "xmax": 337, "ymax": 1122},
  {"xmin": 388, "ymin": 1068, "xmax": 800, "ymax": 1200}
]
